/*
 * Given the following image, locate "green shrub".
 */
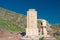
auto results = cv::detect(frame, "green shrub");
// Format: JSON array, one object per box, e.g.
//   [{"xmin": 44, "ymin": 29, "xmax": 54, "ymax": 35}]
[{"xmin": 41, "ymin": 37, "xmax": 44, "ymax": 40}]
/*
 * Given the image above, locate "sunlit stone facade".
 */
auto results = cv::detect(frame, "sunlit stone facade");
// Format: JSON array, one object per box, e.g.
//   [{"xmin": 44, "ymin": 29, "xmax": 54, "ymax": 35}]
[
  {"xmin": 39, "ymin": 19, "xmax": 48, "ymax": 36},
  {"xmin": 26, "ymin": 9, "xmax": 39, "ymax": 36}
]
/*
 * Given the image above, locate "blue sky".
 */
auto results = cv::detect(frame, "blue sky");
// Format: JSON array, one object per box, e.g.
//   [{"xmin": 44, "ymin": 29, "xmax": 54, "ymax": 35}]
[{"xmin": 0, "ymin": 0, "xmax": 60, "ymax": 24}]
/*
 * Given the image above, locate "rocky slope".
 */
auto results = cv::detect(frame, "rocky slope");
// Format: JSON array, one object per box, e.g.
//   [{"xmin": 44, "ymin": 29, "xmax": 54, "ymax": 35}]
[
  {"xmin": 0, "ymin": 7, "xmax": 60, "ymax": 32},
  {"xmin": 0, "ymin": 7, "xmax": 27, "ymax": 28},
  {"xmin": 0, "ymin": 7, "xmax": 26, "ymax": 32}
]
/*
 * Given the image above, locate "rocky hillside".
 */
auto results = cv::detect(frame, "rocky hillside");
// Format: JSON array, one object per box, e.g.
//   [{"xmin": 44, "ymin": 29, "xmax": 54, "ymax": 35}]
[
  {"xmin": 0, "ymin": 7, "xmax": 26, "ymax": 32},
  {"xmin": 50, "ymin": 24, "xmax": 60, "ymax": 35},
  {"xmin": 0, "ymin": 7, "xmax": 60, "ymax": 32},
  {"xmin": 0, "ymin": 7, "xmax": 27, "ymax": 28},
  {"xmin": 51, "ymin": 24, "xmax": 60, "ymax": 30}
]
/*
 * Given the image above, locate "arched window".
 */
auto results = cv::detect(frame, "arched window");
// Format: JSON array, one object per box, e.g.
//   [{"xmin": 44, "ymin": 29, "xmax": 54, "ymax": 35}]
[{"xmin": 41, "ymin": 22, "xmax": 43, "ymax": 25}]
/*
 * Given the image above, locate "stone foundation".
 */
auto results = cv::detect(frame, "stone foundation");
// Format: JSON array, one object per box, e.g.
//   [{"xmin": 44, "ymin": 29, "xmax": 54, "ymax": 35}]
[{"xmin": 26, "ymin": 28, "xmax": 39, "ymax": 37}]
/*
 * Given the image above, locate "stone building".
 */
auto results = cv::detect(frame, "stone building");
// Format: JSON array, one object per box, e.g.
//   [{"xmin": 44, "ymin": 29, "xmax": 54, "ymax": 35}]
[
  {"xmin": 26, "ymin": 9, "xmax": 39, "ymax": 39},
  {"xmin": 26, "ymin": 9, "xmax": 49, "ymax": 37},
  {"xmin": 22, "ymin": 9, "xmax": 56, "ymax": 40}
]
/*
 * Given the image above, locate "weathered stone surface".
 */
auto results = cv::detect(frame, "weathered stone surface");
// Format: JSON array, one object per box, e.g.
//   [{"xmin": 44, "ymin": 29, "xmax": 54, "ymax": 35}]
[{"xmin": 44, "ymin": 36, "xmax": 57, "ymax": 40}]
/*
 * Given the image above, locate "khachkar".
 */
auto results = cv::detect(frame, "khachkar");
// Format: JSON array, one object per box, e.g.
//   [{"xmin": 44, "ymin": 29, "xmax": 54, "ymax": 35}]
[{"xmin": 26, "ymin": 9, "xmax": 39, "ymax": 39}]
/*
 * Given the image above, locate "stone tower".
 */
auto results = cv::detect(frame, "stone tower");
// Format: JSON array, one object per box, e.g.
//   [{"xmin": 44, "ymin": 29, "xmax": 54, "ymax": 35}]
[{"xmin": 26, "ymin": 9, "xmax": 39, "ymax": 37}]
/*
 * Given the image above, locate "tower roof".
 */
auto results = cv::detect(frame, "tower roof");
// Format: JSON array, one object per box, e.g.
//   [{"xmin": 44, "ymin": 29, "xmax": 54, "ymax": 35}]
[{"xmin": 29, "ymin": 9, "xmax": 36, "ymax": 11}]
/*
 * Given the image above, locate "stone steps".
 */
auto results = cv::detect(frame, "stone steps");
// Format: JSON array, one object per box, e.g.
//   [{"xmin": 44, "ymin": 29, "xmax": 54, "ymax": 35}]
[{"xmin": 44, "ymin": 37, "xmax": 57, "ymax": 40}]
